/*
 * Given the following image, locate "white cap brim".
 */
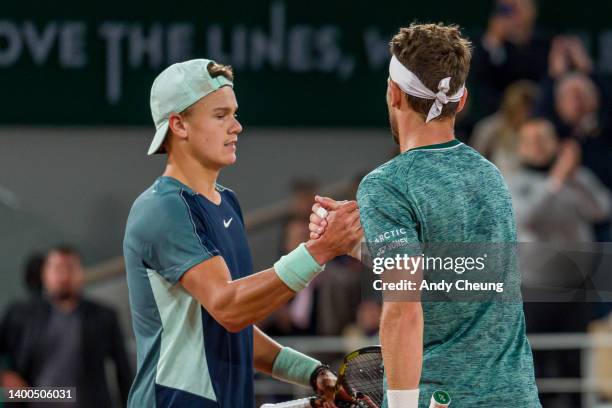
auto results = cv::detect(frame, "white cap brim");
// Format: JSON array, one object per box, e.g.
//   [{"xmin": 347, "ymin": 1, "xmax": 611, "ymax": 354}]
[{"xmin": 148, "ymin": 120, "xmax": 169, "ymax": 155}]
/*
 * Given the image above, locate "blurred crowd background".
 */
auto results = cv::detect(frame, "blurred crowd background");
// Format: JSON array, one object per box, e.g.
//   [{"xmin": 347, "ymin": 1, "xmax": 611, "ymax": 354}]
[{"xmin": 2, "ymin": 0, "xmax": 612, "ymax": 407}]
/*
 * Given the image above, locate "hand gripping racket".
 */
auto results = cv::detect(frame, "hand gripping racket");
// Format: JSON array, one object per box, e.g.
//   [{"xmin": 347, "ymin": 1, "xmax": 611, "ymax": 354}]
[{"xmin": 261, "ymin": 346, "xmax": 384, "ymax": 408}]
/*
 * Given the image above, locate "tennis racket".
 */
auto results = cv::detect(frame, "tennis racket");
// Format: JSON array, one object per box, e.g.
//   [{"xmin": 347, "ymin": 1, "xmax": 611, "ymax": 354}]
[
  {"xmin": 261, "ymin": 346, "xmax": 384, "ymax": 408},
  {"xmin": 335, "ymin": 346, "xmax": 384, "ymax": 406}
]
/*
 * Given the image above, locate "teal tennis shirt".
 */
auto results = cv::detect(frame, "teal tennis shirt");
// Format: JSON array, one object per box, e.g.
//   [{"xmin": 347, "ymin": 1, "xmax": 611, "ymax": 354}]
[
  {"xmin": 358, "ymin": 140, "xmax": 540, "ymax": 407},
  {"xmin": 123, "ymin": 176, "xmax": 255, "ymax": 407}
]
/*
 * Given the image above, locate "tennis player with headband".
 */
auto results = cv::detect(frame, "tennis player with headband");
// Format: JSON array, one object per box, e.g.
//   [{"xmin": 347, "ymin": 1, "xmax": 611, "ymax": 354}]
[
  {"xmin": 310, "ymin": 23, "xmax": 540, "ymax": 407},
  {"xmin": 123, "ymin": 59, "xmax": 360, "ymax": 407}
]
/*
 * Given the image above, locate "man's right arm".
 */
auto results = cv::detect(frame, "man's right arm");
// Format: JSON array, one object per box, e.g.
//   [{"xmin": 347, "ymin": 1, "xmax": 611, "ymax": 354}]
[
  {"xmin": 359, "ymin": 174, "xmax": 424, "ymax": 408},
  {"xmin": 180, "ymin": 257, "xmax": 296, "ymax": 333},
  {"xmin": 180, "ymin": 202, "xmax": 362, "ymax": 333}
]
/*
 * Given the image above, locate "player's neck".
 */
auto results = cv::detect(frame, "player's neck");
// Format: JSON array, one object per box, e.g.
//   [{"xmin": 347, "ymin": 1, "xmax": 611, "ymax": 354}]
[
  {"xmin": 163, "ymin": 154, "xmax": 221, "ymax": 202},
  {"xmin": 397, "ymin": 116, "xmax": 456, "ymax": 153}
]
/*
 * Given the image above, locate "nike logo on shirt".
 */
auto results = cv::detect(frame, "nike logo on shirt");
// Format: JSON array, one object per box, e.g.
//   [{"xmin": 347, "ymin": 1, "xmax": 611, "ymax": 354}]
[{"xmin": 223, "ymin": 218, "xmax": 233, "ymax": 228}]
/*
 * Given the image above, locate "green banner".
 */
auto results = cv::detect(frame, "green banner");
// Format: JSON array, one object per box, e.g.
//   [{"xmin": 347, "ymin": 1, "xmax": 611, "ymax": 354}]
[{"xmin": 2, "ymin": 0, "xmax": 611, "ymax": 126}]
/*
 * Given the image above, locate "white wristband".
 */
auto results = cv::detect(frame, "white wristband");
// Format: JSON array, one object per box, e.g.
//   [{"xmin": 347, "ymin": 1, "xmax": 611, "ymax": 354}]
[{"xmin": 387, "ymin": 389, "xmax": 420, "ymax": 408}]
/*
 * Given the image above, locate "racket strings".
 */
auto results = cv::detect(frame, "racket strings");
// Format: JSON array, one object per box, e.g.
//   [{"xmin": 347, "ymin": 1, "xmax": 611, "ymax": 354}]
[{"xmin": 342, "ymin": 352, "xmax": 384, "ymax": 406}]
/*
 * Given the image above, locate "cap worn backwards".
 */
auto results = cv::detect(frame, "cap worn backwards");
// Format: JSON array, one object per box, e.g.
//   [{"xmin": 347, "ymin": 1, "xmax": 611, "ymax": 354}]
[{"xmin": 147, "ymin": 59, "xmax": 233, "ymax": 155}]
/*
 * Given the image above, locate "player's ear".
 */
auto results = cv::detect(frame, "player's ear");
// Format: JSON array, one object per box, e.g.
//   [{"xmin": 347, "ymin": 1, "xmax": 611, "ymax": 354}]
[
  {"xmin": 456, "ymin": 88, "xmax": 469, "ymax": 113},
  {"xmin": 168, "ymin": 112, "xmax": 188, "ymax": 140},
  {"xmin": 387, "ymin": 79, "xmax": 403, "ymax": 109}
]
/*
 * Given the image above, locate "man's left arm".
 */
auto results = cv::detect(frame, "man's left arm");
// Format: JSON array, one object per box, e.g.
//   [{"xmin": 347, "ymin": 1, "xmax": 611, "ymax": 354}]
[
  {"xmin": 253, "ymin": 327, "xmax": 344, "ymax": 405},
  {"xmin": 252, "ymin": 326, "xmax": 281, "ymax": 376}
]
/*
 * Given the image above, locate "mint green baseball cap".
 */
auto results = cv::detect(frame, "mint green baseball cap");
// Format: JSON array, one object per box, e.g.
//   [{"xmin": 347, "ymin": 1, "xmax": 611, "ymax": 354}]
[{"xmin": 148, "ymin": 59, "xmax": 233, "ymax": 155}]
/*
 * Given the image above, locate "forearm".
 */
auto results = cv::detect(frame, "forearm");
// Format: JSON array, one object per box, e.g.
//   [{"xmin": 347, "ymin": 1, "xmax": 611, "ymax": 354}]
[
  {"xmin": 253, "ymin": 326, "xmax": 282, "ymax": 375},
  {"xmin": 183, "ymin": 243, "xmax": 326, "ymax": 332},
  {"xmin": 380, "ymin": 302, "xmax": 423, "ymax": 389},
  {"xmin": 571, "ymin": 173, "xmax": 612, "ymax": 221},
  {"xmin": 254, "ymin": 325, "xmax": 323, "ymax": 389},
  {"xmin": 206, "ymin": 268, "xmax": 296, "ymax": 332},
  {"xmin": 519, "ymin": 185, "xmax": 557, "ymax": 228},
  {"xmin": 227, "ymin": 241, "xmax": 332, "ymax": 328}
]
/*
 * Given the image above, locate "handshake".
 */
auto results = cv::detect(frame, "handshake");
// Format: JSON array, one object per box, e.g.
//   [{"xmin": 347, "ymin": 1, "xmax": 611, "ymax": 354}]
[{"xmin": 305, "ymin": 196, "xmax": 364, "ymax": 265}]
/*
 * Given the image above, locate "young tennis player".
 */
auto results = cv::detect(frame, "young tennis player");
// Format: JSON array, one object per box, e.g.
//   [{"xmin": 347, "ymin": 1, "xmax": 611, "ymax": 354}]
[{"xmin": 123, "ymin": 59, "xmax": 361, "ymax": 407}]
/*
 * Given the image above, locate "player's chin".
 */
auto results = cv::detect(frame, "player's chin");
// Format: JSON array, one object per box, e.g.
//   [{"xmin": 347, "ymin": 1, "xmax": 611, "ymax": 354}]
[
  {"xmin": 221, "ymin": 145, "xmax": 237, "ymax": 163},
  {"xmin": 221, "ymin": 153, "xmax": 237, "ymax": 165}
]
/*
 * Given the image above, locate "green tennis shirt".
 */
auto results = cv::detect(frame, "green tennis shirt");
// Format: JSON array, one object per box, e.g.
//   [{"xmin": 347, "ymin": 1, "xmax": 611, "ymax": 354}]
[{"xmin": 357, "ymin": 139, "xmax": 540, "ymax": 407}]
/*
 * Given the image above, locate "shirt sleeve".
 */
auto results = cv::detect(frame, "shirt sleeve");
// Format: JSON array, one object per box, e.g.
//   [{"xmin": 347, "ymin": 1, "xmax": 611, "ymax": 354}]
[
  {"xmin": 357, "ymin": 173, "xmax": 421, "ymax": 259},
  {"xmin": 136, "ymin": 191, "xmax": 220, "ymax": 284}
]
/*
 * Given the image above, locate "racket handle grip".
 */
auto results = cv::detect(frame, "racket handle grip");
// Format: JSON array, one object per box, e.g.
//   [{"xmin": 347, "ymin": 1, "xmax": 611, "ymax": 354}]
[{"xmin": 429, "ymin": 390, "xmax": 451, "ymax": 407}]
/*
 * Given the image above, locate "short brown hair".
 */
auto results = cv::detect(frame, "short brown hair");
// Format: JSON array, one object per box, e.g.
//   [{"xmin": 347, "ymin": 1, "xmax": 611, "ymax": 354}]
[
  {"xmin": 48, "ymin": 244, "xmax": 81, "ymax": 259},
  {"xmin": 207, "ymin": 61, "xmax": 234, "ymax": 82},
  {"xmin": 390, "ymin": 23, "xmax": 472, "ymax": 121}
]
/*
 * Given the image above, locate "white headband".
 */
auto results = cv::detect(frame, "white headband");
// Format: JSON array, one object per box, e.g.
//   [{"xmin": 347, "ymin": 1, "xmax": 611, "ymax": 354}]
[{"xmin": 389, "ymin": 55, "xmax": 465, "ymax": 123}]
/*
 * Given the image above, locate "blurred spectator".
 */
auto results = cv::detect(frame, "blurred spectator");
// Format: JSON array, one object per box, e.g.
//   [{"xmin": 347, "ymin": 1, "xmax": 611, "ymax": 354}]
[
  {"xmin": 288, "ymin": 178, "xmax": 319, "ymax": 218},
  {"xmin": 342, "ymin": 300, "xmax": 382, "ymax": 354},
  {"xmin": 534, "ymin": 36, "xmax": 612, "ymax": 242},
  {"xmin": 285, "ymin": 216, "xmax": 319, "ymax": 334},
  {"xmin": 0, "ymin": 252, "xmax": 44, "ymax": 406},
  {"xmin": 548, "ymin": 36, "xmax": 593, "ymax": 81},
  {"xmin": 267, "ymin": 178, "xmax": 321, "ymax": 334},
  {"xmin": 472, "ymin": 0, "xmax": 550, "ymax": 115},
  {"xmin": 509, "ymin": 119, "xmax": 611, "ymax": 407},
  {"xmin": 343, "ymin": 300, "xmax": 381, "ymax": 338},
  {"xmin": 554, "ymin": 73, "xmax": 612, "ymax": 197},
  {"xmin": 0, "ymin": 246, "xmax": 132, "ymax": 408},
  {"xmin": 257, "ymin": 305, "xmax": 296, "ymax": 337},
  {"xmin": 555, "ymin": 73, "xmax": 600, "ymax": 138},
  {"xmin": 535, "ymin": 36, "xmax": 598, "ymax": 124},
  {"xmin": 509, "ymin": 119, "xmax": 611, "ymax": 242},
  {"xmin": 283, "ymin": 214, "xmax": 311, "ymax": 253},
  {"xmin": 535, "ymin": 37, "xmax": 612, "ymax": 189},
  {"xmin": 276, "ymin": 177, "xmax": 320, "ymax": 263},
  {"xmin": 471, "ymin": 80, "xmax": 539, "ymax": 176},
  {"xmin": 262, "ymin": 215, "xmax": 316, "ymax": 335},
  {"xmin": 316, "ymin": 256, "xmax": 363, "ymax": 335}
]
